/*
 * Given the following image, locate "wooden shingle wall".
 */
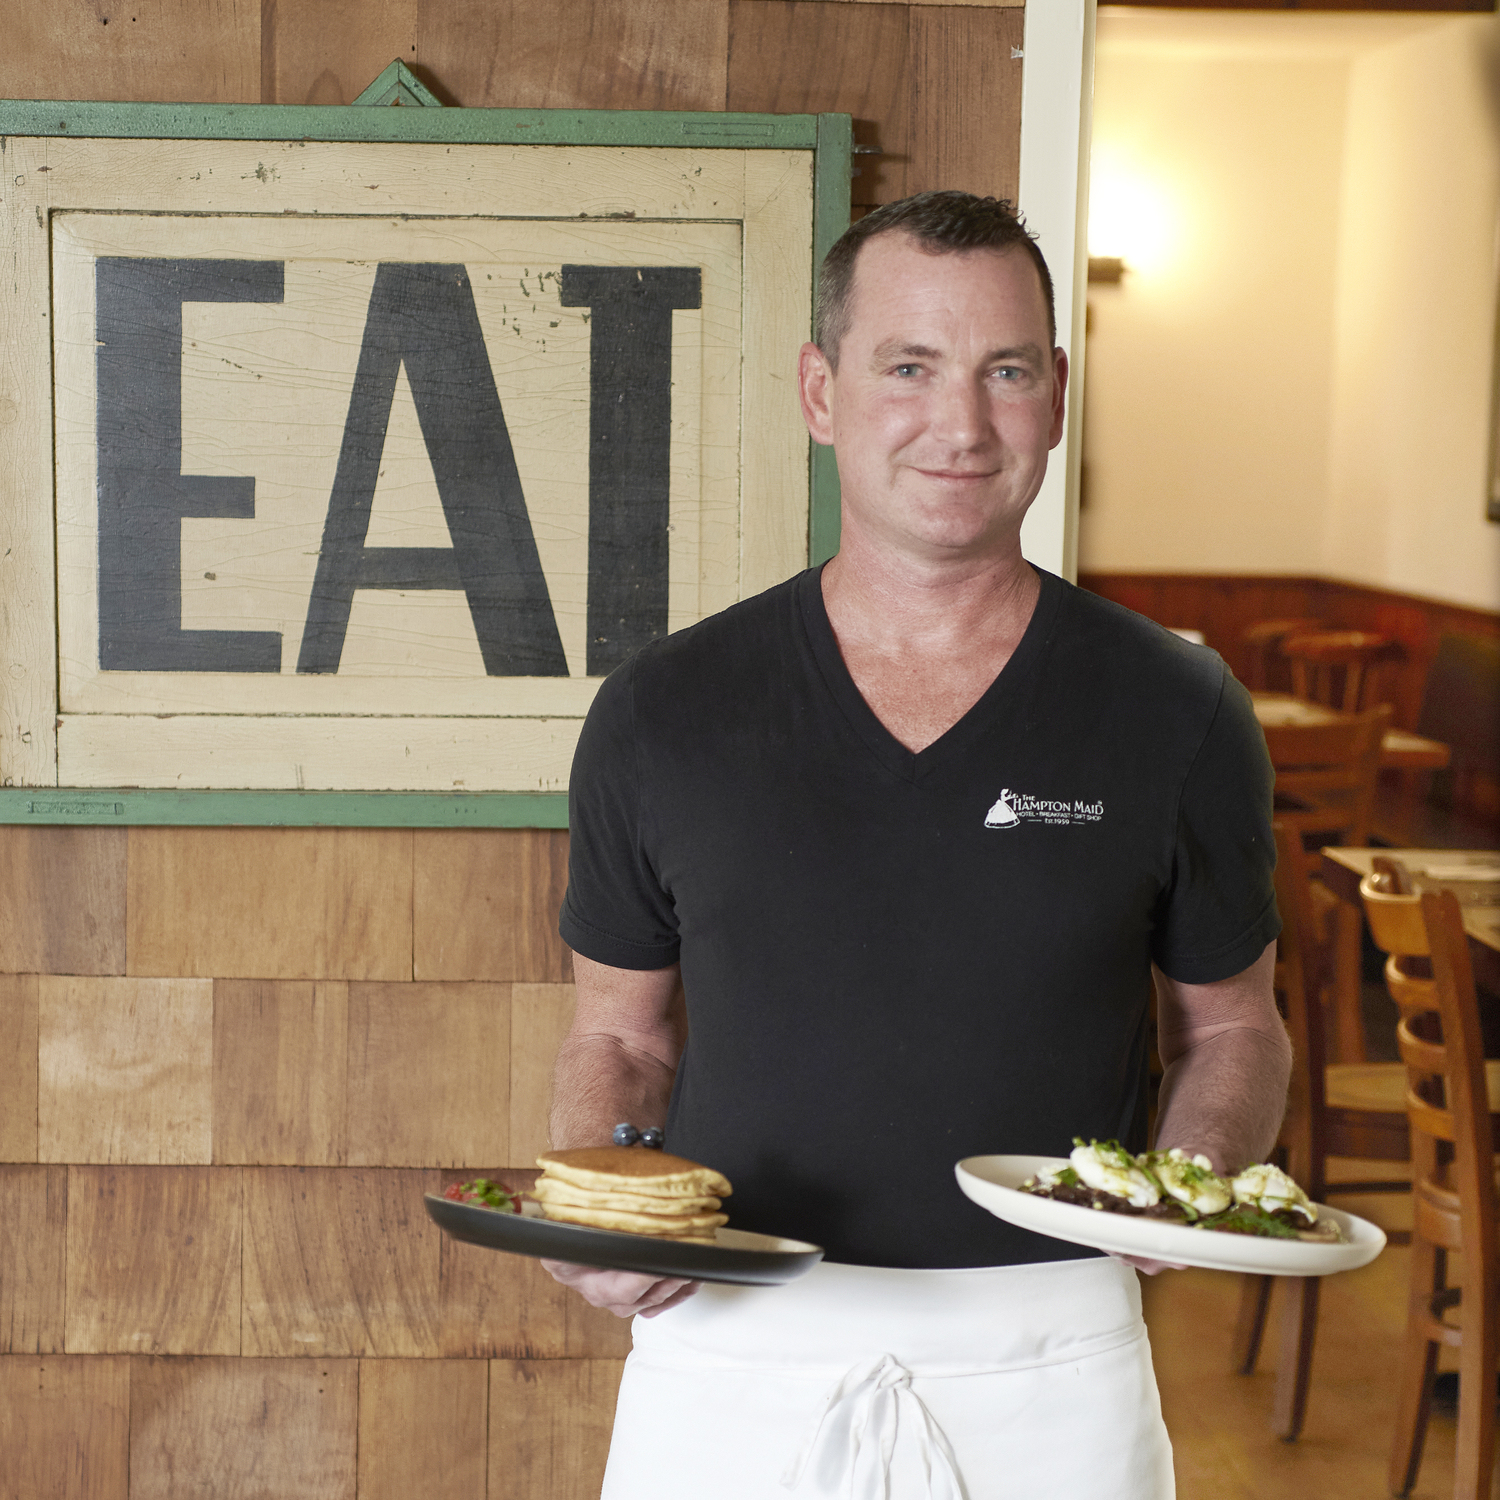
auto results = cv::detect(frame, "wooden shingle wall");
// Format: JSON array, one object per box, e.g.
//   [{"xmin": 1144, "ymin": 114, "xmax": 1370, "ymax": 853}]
[
  {"xmin": 0, "ymin": 2, "xmax": 1023, "ymax": 1493},
  {"xmin": 0, "ymin": 829, "xmax": 629, "ymax": 1495}
]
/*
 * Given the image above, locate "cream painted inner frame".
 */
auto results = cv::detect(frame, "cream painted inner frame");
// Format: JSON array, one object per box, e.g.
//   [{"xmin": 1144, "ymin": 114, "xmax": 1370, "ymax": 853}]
[{"xmin": 0, "ymin": 139, "xmax": 813, "ymax": 791}]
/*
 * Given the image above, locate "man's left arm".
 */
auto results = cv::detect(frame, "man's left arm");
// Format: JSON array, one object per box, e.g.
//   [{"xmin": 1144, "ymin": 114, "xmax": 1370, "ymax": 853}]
[{"xmin": 1150, "ymin": 940, "xmax": 1290, "ymax": 1174}]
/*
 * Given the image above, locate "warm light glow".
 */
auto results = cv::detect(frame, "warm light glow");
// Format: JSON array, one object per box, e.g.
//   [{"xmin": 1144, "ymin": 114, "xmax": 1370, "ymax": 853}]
[{"xmin": 1087, "ymin": 151, "xmax": 1178, "ymax": 276}]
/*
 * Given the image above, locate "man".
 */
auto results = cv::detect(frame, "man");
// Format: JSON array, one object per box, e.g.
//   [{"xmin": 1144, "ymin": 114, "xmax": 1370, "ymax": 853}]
[{"xmin": 545, "ymin": 192, "xmax": 1290, "ymax": 1499}]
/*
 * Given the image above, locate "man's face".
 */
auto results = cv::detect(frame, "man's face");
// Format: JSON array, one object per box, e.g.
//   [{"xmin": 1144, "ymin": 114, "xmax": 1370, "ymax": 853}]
[{"xmin": 799, "ymin": 233, "xmax": 1067, "ymax": 563}]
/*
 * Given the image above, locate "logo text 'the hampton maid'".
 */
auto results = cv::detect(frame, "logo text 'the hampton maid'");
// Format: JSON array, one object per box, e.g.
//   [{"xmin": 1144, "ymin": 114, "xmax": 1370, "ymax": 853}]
[{"xmin": 984, "ymin": 789, "xmax": 1104, "ymax": 829}]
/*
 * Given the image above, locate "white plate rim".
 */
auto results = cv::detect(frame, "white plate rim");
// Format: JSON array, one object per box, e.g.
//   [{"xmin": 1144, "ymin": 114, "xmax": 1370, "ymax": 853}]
[{"xmin": 955, "ymin": 1155, "xmax": 1387, "ymax": 1276}]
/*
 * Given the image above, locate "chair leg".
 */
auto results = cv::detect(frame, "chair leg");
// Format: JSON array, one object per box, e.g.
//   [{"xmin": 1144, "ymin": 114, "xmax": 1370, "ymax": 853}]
[
  {"xmin": 1453, "ymin": 1281, "xmax": 1498, "ymax": 1500},
  {"xmin": 1387, "ymin": 1336, "xmax": 1439, "ymax": 1497},
  {"xmin": 1231, "ymin": 1274, "xmax": 1274, "ymax": 1375},
  {"xmin": 1329, "ymin": 903, "xmax": 1367, "ymax": 1064},
  {"xmin": 1272, "ymin": 1275, "xmax": 1320, "ymax": 1441},
  {"xmin": 1389, "ymin": 1239, "xmax": 1443, "ymax": 1497}
]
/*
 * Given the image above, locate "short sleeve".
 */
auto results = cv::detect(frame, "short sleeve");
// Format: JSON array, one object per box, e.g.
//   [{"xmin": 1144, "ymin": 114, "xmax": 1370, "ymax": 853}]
[
  {"xmin": 558, "ymin": 657, "xmax": 682, "ymax": 970},
  {"xmin": 1151, "ymin": 671, "xmax": 1281, "ymax": 984}
]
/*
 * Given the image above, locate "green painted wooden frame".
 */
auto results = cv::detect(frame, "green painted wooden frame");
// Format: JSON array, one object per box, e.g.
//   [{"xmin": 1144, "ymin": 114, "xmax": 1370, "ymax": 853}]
[{"xmin": 0, "ymin": 68, "xmax": 850, "ymax": 828}]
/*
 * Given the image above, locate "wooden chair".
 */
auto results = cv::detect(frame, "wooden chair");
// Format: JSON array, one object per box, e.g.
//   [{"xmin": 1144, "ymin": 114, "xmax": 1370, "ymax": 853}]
[
  {"xmin": 1239, "ymin": 616, "xmax": 1326, "ymax": 692},
  {"xmin": 1362, "ymin": 879, "xmax": 1500, "ymax": 1500},
  {"xmin": 1282, "ymin": 629, "xmax": 1402, "ymax": 713},
  {"xmin": 1264, "ymin": 705, "xmax": 1391, "ymax": 1063},
  {"xmin": 1231, "ymin": 822, "xmax": 1412, "ymax": 1441}
]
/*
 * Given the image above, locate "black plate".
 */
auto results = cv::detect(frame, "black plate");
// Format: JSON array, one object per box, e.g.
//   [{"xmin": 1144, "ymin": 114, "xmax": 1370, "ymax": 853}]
[{"xmin": 424, "ymin": 1195, "xmax": 823, "ymax": 1286}]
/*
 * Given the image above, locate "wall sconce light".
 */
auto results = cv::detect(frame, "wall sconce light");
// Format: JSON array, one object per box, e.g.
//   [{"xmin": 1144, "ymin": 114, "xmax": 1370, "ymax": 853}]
[{"xmin": 1087, "ymin": 154, "xmax": 1174, "ymax": 279}]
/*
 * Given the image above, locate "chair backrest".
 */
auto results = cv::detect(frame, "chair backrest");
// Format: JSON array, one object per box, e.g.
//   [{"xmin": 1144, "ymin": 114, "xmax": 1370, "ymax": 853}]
[
  {"xmin": 1360, "ymin": 879, "xmax": 1496, "ymax": 1262},
  {"xmin": 1239, "ymin": 616, "xmax": 1326, "ymax": 692},
  {"xmin": 1263, "ymin": 705, "xmax": 1391, "ymax": 868},
  {"xmin": 1272, "ymin": 819, "xmax": 1328, "ymax": 1197},
  {"xmin": 1283, "ymin": 630, "xmax": 1400, "ymax": 712}
]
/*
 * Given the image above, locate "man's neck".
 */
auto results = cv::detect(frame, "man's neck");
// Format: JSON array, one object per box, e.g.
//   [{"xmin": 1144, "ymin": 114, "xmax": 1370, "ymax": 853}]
[{"xmin": 820, "ymin": 530, "xmax": 1042, "ymax": 754}]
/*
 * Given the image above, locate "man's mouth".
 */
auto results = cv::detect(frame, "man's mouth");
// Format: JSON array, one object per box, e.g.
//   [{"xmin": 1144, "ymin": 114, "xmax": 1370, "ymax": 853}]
[{"xmin": 914, "ymin": 467, "xmax": 997, "ymax": 482}]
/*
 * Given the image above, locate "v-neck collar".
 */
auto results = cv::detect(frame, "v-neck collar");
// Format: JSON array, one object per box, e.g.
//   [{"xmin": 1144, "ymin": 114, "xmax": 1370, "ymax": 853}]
[{"xmin": 795, "ymin": 563, "xmax": 1062, "ymax": 784}]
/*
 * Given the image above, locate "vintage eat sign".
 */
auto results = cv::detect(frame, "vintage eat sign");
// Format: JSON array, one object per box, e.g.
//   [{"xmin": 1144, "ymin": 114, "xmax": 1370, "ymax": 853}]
[
  {"xmin": 90, "ymin": 252, "xmax": 703, "ymax": 681},
  {"xmin": 0, "ymin": 87, "xmax": 843, "ymax": 806}
]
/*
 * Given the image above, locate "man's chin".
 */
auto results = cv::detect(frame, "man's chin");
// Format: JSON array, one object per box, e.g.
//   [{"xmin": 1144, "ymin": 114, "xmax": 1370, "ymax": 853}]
[
  {"xmin": 839, "ymin": 494, "xmax": 1033, "ymax": 563},
  {"xmin": 896, "ymin": 510, "xmax": 1028, "ymax": 559}
]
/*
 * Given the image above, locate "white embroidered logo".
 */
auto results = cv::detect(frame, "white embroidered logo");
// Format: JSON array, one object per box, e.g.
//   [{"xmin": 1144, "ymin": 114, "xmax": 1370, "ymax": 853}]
[{"xmin": 984, "ymin": 788, "xmax": 1104, "ymax": 829}]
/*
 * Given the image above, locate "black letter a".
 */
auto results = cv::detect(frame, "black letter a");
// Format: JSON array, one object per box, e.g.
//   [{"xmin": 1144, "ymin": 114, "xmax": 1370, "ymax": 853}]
[{"xmin": 298, "ymin": 263, "xmax": 567, "ymax": 676}]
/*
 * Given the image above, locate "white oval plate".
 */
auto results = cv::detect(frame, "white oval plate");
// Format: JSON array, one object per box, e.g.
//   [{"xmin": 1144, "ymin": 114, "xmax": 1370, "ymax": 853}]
[{"xmin": 956, "ymin": 1155, "xmax": 1386, "ymax": 1276}]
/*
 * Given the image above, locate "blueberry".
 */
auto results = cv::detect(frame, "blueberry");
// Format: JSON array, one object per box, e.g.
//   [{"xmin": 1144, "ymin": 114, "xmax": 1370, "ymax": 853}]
[
  {"xmin": 612, "ymin": 1123, "xmax": 640, "ymax": 1146},
  {"xmin": 640, "ymin": 1127, "xmax": 664, "ymax": 1149}
]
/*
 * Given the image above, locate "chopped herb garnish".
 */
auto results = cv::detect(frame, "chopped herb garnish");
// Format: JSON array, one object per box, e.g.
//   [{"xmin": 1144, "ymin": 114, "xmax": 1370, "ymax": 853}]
[
  {"xmin": 443, "ymin": 1178, "xmax": 518, "ymax": 1213},
  {"xmin": 1195, "ymin": 1205, "xmax": 1300, "ymax": 1239}
]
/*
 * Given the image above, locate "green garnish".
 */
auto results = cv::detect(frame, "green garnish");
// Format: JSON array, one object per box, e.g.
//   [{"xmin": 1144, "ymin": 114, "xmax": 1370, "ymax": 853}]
[
  {"xmin": 1175, "ymin": 1158, "xmax": 1216, "ymax": 1187},
  {"xmin": 1135, "ymin": 1157, "xmax": 1169, "ymax": 1201},
  {"xmin": 1074, "ymin": 1136, "xmax": 1134, "ymax": 1168},
  {"xmin": 446, "ymin": 1178, "xmax": 518, "ymax": 1212},
  {"xmin": 1196, "ymin": 1205, "xmax": 1300, "ymax": 1238}
]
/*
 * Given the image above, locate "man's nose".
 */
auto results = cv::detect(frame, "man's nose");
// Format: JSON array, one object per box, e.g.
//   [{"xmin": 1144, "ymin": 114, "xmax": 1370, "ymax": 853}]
[{"xmin": 929, "ymin": 375, "xmax": 993, "ymax": 449}]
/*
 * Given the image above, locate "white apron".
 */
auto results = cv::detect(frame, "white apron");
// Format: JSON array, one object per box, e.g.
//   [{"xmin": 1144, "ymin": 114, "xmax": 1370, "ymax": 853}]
[{"xmin": 601, "ymin": 1256, "xmax": 1174, "ymax": 1500}]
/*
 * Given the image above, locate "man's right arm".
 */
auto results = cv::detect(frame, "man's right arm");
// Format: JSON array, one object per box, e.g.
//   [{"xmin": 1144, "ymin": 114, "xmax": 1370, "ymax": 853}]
[{"xmin": 540, "ymin": 952, "xmax": 697, "ymax": 1318}]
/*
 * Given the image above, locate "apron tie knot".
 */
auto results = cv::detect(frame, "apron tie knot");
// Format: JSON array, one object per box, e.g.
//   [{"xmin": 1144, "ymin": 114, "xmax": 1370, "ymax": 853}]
[{"xmin": 781, "ymin": 1352, "xmax": 968, "ymax": 1500}]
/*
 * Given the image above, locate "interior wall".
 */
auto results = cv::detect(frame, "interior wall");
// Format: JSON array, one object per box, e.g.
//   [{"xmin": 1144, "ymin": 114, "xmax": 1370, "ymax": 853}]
[
  {"xmin": 1325, "ymin": 16, "xmax": 1500, "ymax": 613},
  {"xmin": 1078, "ymin": 42, "xmax": 1349, "ymax": 574},
  {"xmin": 1079, "ymin": 11, "xmax": 1500, "ymax": 615}
]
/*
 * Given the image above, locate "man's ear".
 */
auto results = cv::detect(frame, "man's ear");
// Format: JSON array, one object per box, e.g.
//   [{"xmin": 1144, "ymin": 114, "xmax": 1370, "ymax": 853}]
[
  {"xmin": 798, "ymin": 342, "xmax": 836, "ymax": 446},
  {"xmin": 1048, "ymin": 347, "xmax": 1069, "ymax": 451}
]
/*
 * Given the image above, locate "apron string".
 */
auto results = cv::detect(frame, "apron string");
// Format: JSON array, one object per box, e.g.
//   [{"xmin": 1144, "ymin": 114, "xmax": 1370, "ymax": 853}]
[{"xmin": 780, "ymin": 1352, "xmax": 969, "ymax": 1500}]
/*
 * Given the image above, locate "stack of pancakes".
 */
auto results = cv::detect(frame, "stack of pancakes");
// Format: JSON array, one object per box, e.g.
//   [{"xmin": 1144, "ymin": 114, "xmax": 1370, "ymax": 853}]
[{"xmin": 533, "ymin": 1146, "xmax": 731, "ymax": 1244}]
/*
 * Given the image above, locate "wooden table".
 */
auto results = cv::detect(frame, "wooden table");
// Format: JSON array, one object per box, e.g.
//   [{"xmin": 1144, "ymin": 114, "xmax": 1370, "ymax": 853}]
[
  {"xmin": 1252, "ymin": 694, "xmax": 1451, "ymax": 771},
  {"xmin": 1318, "ymin": 847, "xmax": 1500, "ymax": 997}
]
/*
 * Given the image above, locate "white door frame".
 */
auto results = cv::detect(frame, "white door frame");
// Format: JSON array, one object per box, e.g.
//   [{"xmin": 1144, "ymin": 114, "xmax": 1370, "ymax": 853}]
[{"xmin": 1018, "ymin": 0, "xmax": 1096, "ymax": 583}]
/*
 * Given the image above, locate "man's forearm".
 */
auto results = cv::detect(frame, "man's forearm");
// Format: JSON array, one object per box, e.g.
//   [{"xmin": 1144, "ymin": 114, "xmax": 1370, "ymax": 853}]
[
  {"xmin": 1153, "ymin": 1023, "xmax": 1292, "ymax": 1174},
  {"xmin": 538, "ymin": 957, "xmax": 696, "ymax": 1318},
  {"xmin": 548, "ymin": 1032, "xmax": 679, "ymax": 1150}
]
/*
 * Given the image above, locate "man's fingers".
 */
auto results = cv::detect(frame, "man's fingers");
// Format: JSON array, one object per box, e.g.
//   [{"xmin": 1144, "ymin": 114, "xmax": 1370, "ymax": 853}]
[
  {"xmin": 539, "ymin": 1260, "xmax": 657, "ymax": 1301},
  {"xmin": 538, "ymin": 1259, "xmax": 699, "ymax": 1317},
  {"xmin": 1112, "ymin": 1252, "xmax": 1187, "ymax": 1276},
  {"xmin": 637, "ymin": 1280, "xmax": 700, "ymax": 1318}
]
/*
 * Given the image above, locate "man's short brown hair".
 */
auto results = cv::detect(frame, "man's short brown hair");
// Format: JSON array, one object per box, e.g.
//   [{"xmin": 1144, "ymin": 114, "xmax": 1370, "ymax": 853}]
[{"xmin": 814, "ymin": 190, "xmax": 1056, "ymax": 367}]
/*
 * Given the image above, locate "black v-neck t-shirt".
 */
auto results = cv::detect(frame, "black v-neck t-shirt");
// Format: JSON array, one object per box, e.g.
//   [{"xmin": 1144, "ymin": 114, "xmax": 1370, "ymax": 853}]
[{"xmin": 560, "ymin": 567, "xmax": 1279, "ymax": 1268}]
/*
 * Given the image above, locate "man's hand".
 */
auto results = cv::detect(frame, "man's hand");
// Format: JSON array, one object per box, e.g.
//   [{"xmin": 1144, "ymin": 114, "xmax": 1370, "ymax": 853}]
[{"xmin": 540, "ymin": 1260, "xmax": 700, "ymax": 1318}]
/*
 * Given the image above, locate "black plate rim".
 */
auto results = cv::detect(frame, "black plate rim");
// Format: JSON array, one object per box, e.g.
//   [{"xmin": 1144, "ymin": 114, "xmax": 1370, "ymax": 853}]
[{"xmin": 423, "ymin": 1194, "xmax": 824, "ymax": 1286}]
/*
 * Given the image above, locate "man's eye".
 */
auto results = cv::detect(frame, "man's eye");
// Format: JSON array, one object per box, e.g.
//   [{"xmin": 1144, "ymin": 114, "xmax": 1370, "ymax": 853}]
[{"xmin": 894, "ymin": 364, "xmax": 921, "ymax": 377}]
